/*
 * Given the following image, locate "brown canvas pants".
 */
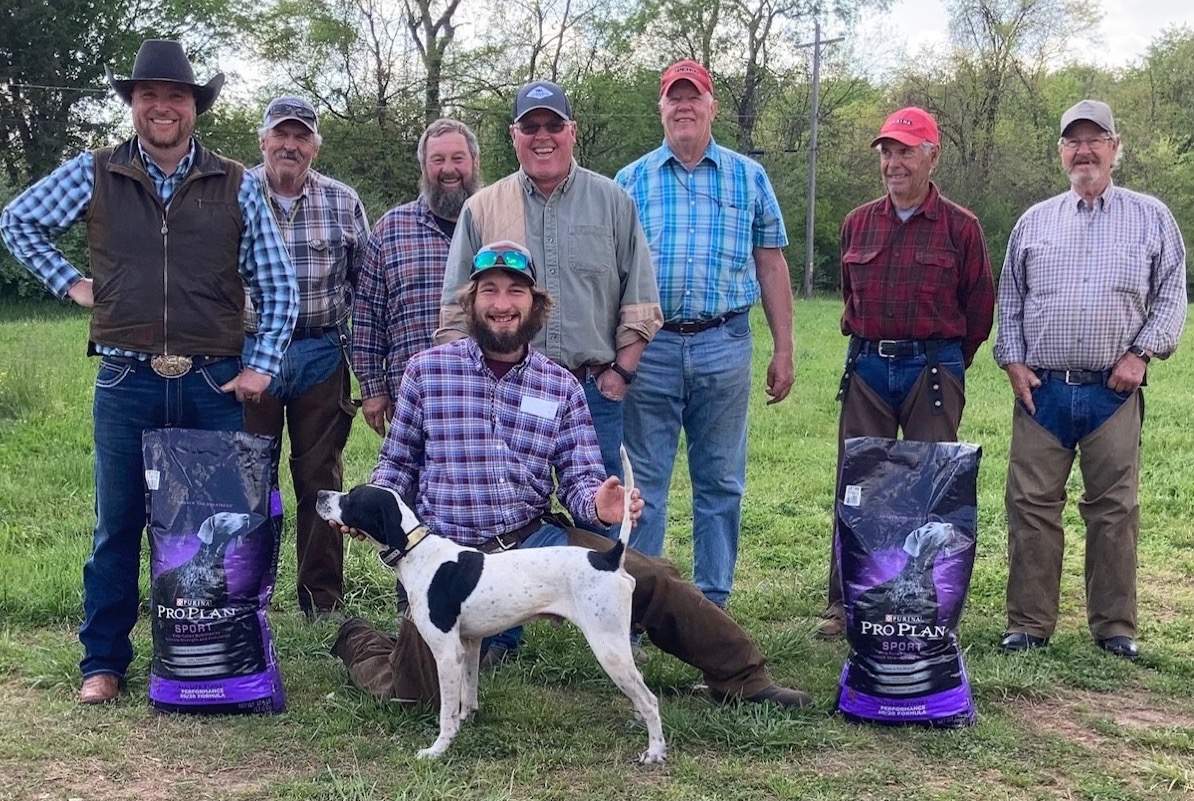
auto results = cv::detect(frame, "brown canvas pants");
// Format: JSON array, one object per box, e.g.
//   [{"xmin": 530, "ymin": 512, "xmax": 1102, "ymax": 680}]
[
  {"xmin": 332, "ymin": 527, "xmax": 775, "ymax": 705},
  {"xmin": 826, "ymin": 366, "xmax": 965, "ymax": 613},
  {"xmin": 1004, "ymin": 391, "xmax": 1143, "ymax": 641},
  {"xmin": 245, "ymin": 359, "xmax": 356, "ymax": 613}
]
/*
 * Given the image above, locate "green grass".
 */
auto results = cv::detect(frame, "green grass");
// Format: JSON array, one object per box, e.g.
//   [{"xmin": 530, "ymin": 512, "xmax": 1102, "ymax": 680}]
[{"xmin": 1, "ymin": 296, "xmax": 1193, "ymax": 800}]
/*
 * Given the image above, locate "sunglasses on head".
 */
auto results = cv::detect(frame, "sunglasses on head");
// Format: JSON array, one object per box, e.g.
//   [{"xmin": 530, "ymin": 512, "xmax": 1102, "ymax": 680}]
[
  {"xmin": 268, "ymin": 102, "xmax": 317, "ymax": 122},
  {"xmin": 516, "ymin": 119, "xmax": 567, "ymax": 135},
  {"xmin": 473, "ymin": 248, "xmax": 532, "ymax": 273}
]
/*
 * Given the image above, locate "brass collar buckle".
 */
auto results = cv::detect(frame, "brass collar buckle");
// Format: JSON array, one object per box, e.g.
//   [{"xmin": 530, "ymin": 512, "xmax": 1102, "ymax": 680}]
[{"xmin": 150, "ymin": 354, "xmax": 193, "ymax": 378}]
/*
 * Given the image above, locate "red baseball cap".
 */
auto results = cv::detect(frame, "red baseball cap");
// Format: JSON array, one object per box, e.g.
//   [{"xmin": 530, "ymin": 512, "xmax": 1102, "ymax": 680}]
[
  {"xmin": 870, "ymin": 107, "xmax": 939, "ymax": 148},
  {"xmin": 660, "ymin": 59, "xmax": 714, "ymax": 98}
]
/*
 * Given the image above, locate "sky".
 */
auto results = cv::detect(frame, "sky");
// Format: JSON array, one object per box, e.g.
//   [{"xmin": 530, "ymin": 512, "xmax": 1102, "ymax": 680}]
[{"xmin": 850, "ymin": 0, "xmax": 1193, "ymax": 73}]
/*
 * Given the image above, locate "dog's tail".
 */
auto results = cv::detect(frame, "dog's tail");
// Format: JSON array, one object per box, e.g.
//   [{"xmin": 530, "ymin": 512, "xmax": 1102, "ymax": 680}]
[{"xmin": 588, "ymin": 446, "xmax": 634, "ymax": 572}]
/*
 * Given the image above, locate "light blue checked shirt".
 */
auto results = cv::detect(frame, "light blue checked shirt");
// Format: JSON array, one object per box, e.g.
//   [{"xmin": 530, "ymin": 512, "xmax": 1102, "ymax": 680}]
[
  {"xmin": 615, "ymin": 138, "xmax": 788, "ymax": 321},
  {"xmin": 0, "ymin": 138, "xmax": 298, "ymax": 376},
  {"xmin": 994, "ymin": 183, "xmax": 1187, "ymax": 371}
]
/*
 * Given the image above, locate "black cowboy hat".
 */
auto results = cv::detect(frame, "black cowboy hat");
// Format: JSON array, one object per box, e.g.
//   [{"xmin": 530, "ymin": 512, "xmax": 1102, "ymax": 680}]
[{"xmin": 107, "ymin": 40, "xmax": 225, "ymax": 114}]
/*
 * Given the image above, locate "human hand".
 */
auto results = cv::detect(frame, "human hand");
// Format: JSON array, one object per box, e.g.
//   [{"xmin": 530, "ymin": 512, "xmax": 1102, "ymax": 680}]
[
  {"xmin": 362, "ymin": 394, "xmax": 394, "ymax": 436},
  {"xmin": 594, "ymin": 478, "xmax": 644, "ymax": 526},
  {"xmin": 1004, "ymin": 362, "xmax": 1040, "ymax": 414},
  {"xmin": 220, "ymin": 368, "xmax": 271, "ymax": 404},
  {"xmin": 765, "ymin": 351, "xmax": 794, "ymax": 404},
  {"xmin": 595, "ymin": 367, "xmax": 628, "ymax": 401},
  {"xmin": 1108, "ymin": 351, "xmax": 1147, "ymax": 394},
  {"xmin": 68, "ymin": 278, "xmax": 94, "ymax": 308}
]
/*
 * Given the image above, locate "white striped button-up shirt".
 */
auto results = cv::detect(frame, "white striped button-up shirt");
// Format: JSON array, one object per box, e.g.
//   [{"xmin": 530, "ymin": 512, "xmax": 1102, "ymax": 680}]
[{"xmin": 994, "ymin": 183, "xmax": 1187, "ymax": 371}]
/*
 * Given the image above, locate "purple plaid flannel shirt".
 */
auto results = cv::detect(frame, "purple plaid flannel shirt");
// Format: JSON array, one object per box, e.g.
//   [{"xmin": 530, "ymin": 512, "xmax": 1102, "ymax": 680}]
[
  {"xmin": 371, "ymin": 338, "xmax": 604, "ymax": 545},
  {"xmin": 352, "ymin": 196, "xmax": 452, "ymax": 400}
]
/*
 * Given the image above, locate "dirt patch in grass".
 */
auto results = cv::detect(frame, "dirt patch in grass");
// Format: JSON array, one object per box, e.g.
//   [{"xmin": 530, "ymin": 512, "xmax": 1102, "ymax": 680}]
[{"xmin": 1020, "ymin": 687, "xmax": 1194, "ymax": 739}]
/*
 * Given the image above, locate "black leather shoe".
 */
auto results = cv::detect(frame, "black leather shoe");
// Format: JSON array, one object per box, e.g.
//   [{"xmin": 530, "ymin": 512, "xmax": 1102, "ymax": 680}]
[
  {"xmin": 1097, "ymin": 636, "xmax": 1139, "ymax": 661},
  {"xmin": 999, "ymin": 632, "xmax": 1049, "ymax": 652}
]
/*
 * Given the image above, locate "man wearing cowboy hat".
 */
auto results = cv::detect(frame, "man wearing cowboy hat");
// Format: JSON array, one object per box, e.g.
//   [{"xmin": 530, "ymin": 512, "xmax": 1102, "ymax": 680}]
[{"xmin": 0, "ymin": 39, "xmax": 298, "ymax": 705}]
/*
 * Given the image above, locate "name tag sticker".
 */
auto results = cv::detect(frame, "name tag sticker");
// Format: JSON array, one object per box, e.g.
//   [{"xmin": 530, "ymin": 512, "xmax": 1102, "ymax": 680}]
[
  {"xmin": 520, "ymin": 396, "xmax": 559, "ymax": 420},
  {"xmin": 145, "ymin": 470, "xmax": 161, "ymax": 491}
]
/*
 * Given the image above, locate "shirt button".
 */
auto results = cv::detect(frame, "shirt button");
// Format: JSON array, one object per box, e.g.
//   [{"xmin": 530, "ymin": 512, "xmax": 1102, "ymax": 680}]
[{"xmin": 934, "ymin": 400, "xmax": 942, "ymax": 408}]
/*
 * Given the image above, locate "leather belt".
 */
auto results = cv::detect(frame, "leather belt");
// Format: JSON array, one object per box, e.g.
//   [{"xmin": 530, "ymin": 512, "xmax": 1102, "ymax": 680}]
[
  {"xmin": 856, "ymin": 338, "xmax": 958, "ymax": 358},
  {"xmin": 477, "ymin": 517, "xmax": 544, "ymax": 554},
  {"xmin": 1037, "ymin": 368, "xmax": 1108, "ymax": 386},
  {"xmin": 661, "ymin": 311, "xmax": 745, "ymax": 335},
  {"xmin": 568, "ymin": 363, "xmax": 609, "ymax": 382},
  {"xmin": 103, "ymin": 354, "xmax": 235, "ymax": 378},
  {"xmin": 290, "ymin": 324, "xmax": 342, "ymax": 341}
]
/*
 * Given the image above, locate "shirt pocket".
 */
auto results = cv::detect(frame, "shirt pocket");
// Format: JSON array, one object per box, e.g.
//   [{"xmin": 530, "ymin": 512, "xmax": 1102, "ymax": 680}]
[
  {"xmin": 843, "ymin": 246, "xmax": 883, "ymax": 305},
  {"xmin": 569, "ymin": 224, "xmax": 615, "ymax": 276},
  {"xmin": 913, "ymin": 248, "xmax": 958, "ymax": 298},
  {"xmin": 716, "ymin": 206, "xmax": 753, "ymax": 268},
  {"xmin": 1110, "ymin": 243, "xmax": 1153, "ymax": 296},
  {"xmin": 301, "ymin": 233, "xmax": 346, "ymax": 279}
]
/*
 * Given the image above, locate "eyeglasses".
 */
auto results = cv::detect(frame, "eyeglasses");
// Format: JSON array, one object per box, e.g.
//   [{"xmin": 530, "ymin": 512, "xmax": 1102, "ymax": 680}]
[
  {"xmin": 473, "ymin": 248, "xmax": 533, "ymax": 273},
  {"xmin": 516, "ymin": 120, "xmax": 567, "ymax": 135},
  {"xmin": 268, "ymin": 102, "xmax": 317, "ymax": 122},
  {"xmin": 1060, "ymin": 136, "xmax": 1115, "ymax": 151}
]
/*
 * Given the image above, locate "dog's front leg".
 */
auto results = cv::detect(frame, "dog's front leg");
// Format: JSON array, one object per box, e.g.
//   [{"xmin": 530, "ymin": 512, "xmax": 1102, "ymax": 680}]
[
  {"xmin": 461, "ymin": 638, "xmax": 482, "ymax": 720},
  {"xmin": 416, "ymin": 638, "xmax": 468, "ymax": 759}
]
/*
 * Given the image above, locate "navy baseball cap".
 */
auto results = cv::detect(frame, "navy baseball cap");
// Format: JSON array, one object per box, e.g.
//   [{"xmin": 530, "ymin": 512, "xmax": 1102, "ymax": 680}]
[{"xmin": 513, "ymin": 81, "xmax": 572, "ymax": 122}]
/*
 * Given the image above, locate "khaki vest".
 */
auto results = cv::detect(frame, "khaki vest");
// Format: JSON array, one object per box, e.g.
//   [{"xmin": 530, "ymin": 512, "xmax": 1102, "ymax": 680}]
[{"xmin": 86, "ymin": 139, "xmax": 246, "ymax": 356}]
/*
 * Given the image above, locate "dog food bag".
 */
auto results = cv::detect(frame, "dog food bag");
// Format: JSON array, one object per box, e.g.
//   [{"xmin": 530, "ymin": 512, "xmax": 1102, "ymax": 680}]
[
  {"xmin": 143, "ymin": 428, "xmax": 286, "ymax": 714},
  {"xmin": 834, "ymin": 436, "xmax": 981, "ymax": 728}
]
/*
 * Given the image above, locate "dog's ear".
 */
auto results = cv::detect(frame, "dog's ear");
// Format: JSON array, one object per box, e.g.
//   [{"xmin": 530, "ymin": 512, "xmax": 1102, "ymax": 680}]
[{"xmin": 340, "ymin": 486, "xmax": 410, "ymax": 551}]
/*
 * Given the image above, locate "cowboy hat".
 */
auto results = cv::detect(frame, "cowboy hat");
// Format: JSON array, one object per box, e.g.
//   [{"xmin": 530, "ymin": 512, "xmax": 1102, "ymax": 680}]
[{"xmin": 108, "ymin": 39, "xmax": 225, "ymax": 114}]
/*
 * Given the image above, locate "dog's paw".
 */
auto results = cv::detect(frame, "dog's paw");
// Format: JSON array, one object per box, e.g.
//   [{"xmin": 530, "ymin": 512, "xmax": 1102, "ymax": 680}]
[
  {"xmin": 638, "ymin": 748, "xmax": 667, "ymax": 765},
  {"xmin": 415, "ymin": 745, "xmax": 447, "ymax": 760}
]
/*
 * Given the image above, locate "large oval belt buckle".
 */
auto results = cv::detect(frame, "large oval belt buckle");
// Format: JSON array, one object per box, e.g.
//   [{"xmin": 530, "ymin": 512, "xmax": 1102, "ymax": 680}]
[{"xmin": 150, "ymin": 354, "xmax": 193, "ymax": 378}]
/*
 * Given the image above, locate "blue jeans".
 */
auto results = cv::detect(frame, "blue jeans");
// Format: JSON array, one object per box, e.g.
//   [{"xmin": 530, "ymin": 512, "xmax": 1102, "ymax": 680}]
[
  {"xmin": 83, "ymin": 356, "xmax": 244, "ymax": 678},
  {"xmin": 481, "ymin": 522, "xmax": 570, "ymax": 653},
  {"xmin": 1027, "ymin": 372, "xmax": 1129, "ymax": 449},
  {"xmin": 242, "ymin": 332, "xmax": 344, "ymax": 402},
  {"xmin": 580, "ymin": 376, "xmax": 624, "ymax": 539},
  {"xmin": 852, "ymin": 342, "xmax": 965, "ymax": 408},
  {"xmin": 623, "ymin": 312, "xmax": 753, "ymax": 607}
]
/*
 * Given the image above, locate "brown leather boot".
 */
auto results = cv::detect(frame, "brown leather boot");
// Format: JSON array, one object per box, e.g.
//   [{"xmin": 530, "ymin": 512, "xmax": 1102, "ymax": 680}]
[
  {"xmin": 814, "ymin": 604, "xmax": 845, "ymax": 640},
  {"xmin": 79, "ymin": 674, "xmax": 121, "ymax": 704}
]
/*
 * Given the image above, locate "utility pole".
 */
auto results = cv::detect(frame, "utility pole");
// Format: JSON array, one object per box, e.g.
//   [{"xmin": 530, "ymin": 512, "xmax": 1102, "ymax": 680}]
[{"xmin": 795, "ymin": 20, "xmax": 843, "ymax": 298}]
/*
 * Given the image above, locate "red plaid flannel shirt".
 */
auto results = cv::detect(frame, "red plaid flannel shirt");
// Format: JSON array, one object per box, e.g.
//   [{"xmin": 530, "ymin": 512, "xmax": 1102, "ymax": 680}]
[{"xmin": 839, "ymin": 183, "xmax": 995, "ymax": 365}]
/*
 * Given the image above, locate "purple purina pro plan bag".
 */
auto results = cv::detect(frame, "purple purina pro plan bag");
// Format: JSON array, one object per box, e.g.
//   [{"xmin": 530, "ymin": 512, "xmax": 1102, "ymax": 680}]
[
  {"xmin": 143, "ymin": 429, "xmax": 286, "ymax": 714},
  {"xmin": 834, "ymin": 437, "xmax": 981, "ymax": 728}
]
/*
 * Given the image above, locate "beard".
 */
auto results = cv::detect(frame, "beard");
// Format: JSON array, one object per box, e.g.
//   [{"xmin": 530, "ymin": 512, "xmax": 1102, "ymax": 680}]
[
  {"xmin": 422, "ymin": 171, "xmax": 479, "ymax": 219},
  {"xmin": 468, "ymin": 298, "xmax": 546, "ymax": 355}
]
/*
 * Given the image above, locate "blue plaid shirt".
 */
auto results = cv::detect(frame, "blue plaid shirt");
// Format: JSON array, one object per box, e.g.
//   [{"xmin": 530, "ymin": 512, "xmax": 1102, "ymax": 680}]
[
  {"xmin": 615, "ymin": 138, "xmax": 788, "ymax": 320},
  {"xmin": 372, "ymin": 338, "xmax": 603, "ymax": 546},
  {"xmin": 0, "ymin": 139, "xmax": 297, "ymax": 376}
]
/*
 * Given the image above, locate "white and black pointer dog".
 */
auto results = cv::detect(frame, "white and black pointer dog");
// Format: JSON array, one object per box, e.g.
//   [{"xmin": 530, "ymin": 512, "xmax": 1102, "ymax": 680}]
[{"xmin": 315, "ymin": 447, "xmax": 666, "ymax": 763}]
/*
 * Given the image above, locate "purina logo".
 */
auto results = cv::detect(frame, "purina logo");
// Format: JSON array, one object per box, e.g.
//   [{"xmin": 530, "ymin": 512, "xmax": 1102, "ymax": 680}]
[{"xmin": 526, "ymin": 85, "xmax": 554, "ymax": 100}]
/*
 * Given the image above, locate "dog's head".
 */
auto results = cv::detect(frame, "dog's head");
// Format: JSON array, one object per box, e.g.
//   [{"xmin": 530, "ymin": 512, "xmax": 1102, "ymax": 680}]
[
  {"xmin": 196, "ymin": 512, "xmax": 255, "ymax": 547},
  {"xmin": 902, "ymin": 520, "xmax": 955, "ymax": 559},
  {"xmin": 316, "ymin": 485, "xmax": 422, "ymax": 553}
]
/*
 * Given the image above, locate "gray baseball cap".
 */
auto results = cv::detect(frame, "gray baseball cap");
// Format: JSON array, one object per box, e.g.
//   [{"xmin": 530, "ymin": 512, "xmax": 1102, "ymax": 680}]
[
  {"xmin": 262, "ymin": 96, "xmax": 318, "ymax": 133},
  {"xmin": 513, "ymin": 80, "xmax": 572, "ymax": 122},
  {"xmin": 1060, "ymin": 99, "xmax": 1115, "ymax": 136}
]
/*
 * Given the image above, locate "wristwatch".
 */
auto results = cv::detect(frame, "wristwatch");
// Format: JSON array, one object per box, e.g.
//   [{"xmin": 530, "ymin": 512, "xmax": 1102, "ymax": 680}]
[
  {"xmin": 609, "ymin": 363, "xmax": 636, "ymax": 384},
  {"xmin": 1127, "ymin": 345, "xmax": 1151, "ymax": 364}
]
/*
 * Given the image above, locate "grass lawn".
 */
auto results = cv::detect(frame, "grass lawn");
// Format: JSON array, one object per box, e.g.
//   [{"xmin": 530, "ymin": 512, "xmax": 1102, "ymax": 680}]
[{"xmin": 1, "ymin": 297, "xmax": 1192, "ymax": 801}]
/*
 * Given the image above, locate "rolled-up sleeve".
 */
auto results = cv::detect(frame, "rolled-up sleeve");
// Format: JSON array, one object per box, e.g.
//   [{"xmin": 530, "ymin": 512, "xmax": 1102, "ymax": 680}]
[{"xmin": 613, "ymin": 193, "xmax": 662, "ymax": 348}]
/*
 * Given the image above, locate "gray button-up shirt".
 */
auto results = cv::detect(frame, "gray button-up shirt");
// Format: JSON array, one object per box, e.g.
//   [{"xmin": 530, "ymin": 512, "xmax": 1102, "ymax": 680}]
[
  {"xmin": 438, "ymin": 163, "xmax": 662, "ymax": 370},
  {"xmin": 994, "ymin": 183, "xmax": 1187, "ymax": 371}
]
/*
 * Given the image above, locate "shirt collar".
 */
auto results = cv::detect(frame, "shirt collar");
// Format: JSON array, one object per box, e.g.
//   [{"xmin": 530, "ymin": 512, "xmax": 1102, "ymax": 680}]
[
  {"xmin": 879, "ymin": 181, "xmax": 942, "ymax": 221},
  {"xmin": 462, "ymin": 336, "xmax": 533, "ymax": 375},
  {"xmin": 136, "ymin": 137, "xmax": 196, "ymax": 180},
  {"xmin": 518, "ymin": 160, "xmax": 578, "ymax": 198},
  {"xmin": 653, "ymin": 137, "xmax": 721, "ymax": 170},
  {"xmin": 1065, "ymin": 180, "xmax": 1115, "ymax": 213}
]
